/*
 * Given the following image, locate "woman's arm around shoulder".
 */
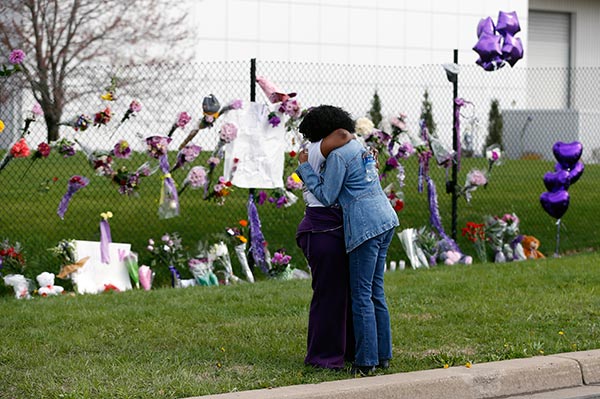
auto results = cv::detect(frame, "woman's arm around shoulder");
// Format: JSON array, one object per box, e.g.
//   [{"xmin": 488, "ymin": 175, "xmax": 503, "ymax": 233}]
[{"xmin": 320, "ymin": 128, "xmax": 355, "ymax": 157}]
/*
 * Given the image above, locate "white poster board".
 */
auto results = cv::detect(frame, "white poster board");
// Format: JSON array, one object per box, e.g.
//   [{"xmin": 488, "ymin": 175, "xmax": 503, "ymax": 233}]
[
  {"xmin": 223, "ymin": 102, "xmax": 286, "ymax": 189},
  {"xmin": 71, "ymin": 240, "xmax": 132, "ymax": 294}
]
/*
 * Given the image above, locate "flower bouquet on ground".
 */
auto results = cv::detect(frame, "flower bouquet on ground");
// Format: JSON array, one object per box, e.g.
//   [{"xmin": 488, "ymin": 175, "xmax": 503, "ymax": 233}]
[
  {"xmin": 269, "ymin": 248, "xmax": 293, "ymax": 280},
  {"xmin": 50, "ymin": 239, "xmax": 90, "ymax": 280},
  {"xmin": 397, "ymin": 228, "xmax": 428, "ymax": 269},
  {"xmin": 0, "ymin": 239, "xmax": 26, "ymax": 277},
  {"xmin": 500, "ymin": 213, "xmax": 526, "ymax": 261},
  {"xmin": 209, "ymin": 241, "xmax": 241, "ymax": 285},
  {"xmin": 188, "ymin": 241, "xmax": 218, "ymax": 286},
  {"xmin": 146, "ymin": 232, "xmax": 188, "ymax": 288},
  {"xmin": 415, "ymin": 226, "xmax": 439, "ymax": 267},
  {"xmin": 462, "ymin": 222, "xmax": 488, "ymax": 263},
  {"xmin": 225, "ymin": 219, "xmax": 254, "ymax": 283},
  {"xmin": 484, "ymin": 215, "xmax": 507, "ymax": 263}
]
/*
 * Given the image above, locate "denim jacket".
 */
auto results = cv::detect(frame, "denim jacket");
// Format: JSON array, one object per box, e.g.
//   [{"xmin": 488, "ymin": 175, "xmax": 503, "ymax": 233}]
[{"xmin": 296, "ymin": 140, "xmax": 399, "ymax": 253}]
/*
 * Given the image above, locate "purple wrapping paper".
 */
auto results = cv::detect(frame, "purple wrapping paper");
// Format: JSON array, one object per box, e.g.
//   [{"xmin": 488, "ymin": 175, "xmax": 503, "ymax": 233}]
[
  {"xmin": 100, "ymin": 219, "xmax": 112, "ymax": 264},
  {"xmin": 57, "ymin": 176, "xmax": 89, "ymax": 219},
  {"xmin": 247, "ymin": 193, "xmax": 270, "ymax": 274}
]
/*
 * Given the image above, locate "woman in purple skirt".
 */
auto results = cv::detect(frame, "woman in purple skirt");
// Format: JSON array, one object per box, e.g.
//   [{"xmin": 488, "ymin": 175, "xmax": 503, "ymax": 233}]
[{"xmin": 296, "ymin": 128, "xmax": 355, "ymax": 370}]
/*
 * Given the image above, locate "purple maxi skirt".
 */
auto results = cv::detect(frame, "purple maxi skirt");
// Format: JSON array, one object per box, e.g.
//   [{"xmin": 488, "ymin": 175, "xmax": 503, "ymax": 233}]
[{"xmin": 296, "ymin": 206, "xmax": 354, "ymax": 369}]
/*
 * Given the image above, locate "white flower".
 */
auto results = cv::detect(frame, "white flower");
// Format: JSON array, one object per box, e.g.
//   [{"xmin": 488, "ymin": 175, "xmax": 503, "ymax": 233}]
[{"xmin": 355, "ymin": 117, "xmax": 374, "ymax": 135}]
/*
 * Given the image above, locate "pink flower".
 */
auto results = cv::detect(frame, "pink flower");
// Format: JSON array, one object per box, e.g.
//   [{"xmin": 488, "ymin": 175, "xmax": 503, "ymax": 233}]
[
  {"xmin": 279, "ymin": 99, "xmax": 302, "ymax": 118},
  {"xmin": 32, "ymin": 103, "xmax": 43, "ymax": 116},
  {"xmin": 8, "ymin": 49, "xmax": 25, "ymax": 64},
  {"xmin": 229, "ymin": 99, "xmax": 243, "ymax": 110},
  {"xmin": 10, "ymin": 138, "xmax": 30, "ymax": 158},
  {"xmin": 113, "ymin": 140, "xmax": 131, "ymax": 159},
  {"xmin": 467, "ymin": 169, "xmax": 487, "ymax": 186},
  {"xmin": 176, "ymin": 112, "xmax": 191, "ymax": 128},
  {"xmin": 219, "ymin": 122, "xmax": 238, "ymax": 143},
  {"xmin": 129, "ymin": 100, "xmax": 142, "ymax": 113},
  {"xmin": 207, "ymin": 156, "xmax": 220, "ymax": 166},
  {"xmin": 35, "ymin": 142, "xmax": 51, "ymax": 158},
  {"xmin": 184, "ymin": 166, "xmax": 207, "ymax": 188}
]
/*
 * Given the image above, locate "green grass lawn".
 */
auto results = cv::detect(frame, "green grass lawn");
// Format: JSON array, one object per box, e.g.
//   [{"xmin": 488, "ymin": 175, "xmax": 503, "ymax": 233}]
[{"xmin": 1, "ymin": 253, "xmax": 599, "ymax": 398}]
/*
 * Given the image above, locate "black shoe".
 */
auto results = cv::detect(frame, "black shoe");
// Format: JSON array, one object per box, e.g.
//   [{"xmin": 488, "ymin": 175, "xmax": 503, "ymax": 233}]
[
  {"xmin": 377, "ymin": 359, "xmax": 390, "ymax": 369},
  {"xmin": 350, "ymin": 364, "xmax": 376, "ymax": 377}
]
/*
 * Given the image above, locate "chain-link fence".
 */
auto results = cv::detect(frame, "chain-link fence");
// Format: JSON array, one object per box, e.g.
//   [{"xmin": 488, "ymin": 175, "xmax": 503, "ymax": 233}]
[{"xmin": 0, "ymin": 60, "xmax": 598, "ymax": 283}]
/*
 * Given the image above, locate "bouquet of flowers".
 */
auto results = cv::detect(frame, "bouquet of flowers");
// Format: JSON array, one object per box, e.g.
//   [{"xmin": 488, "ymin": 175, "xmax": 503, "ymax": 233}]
[
  {"xmin": 146, "ymin": 232, "xmax": 188, "ymax": 287},
  {"xmin": 0, "ymin": 239, "xmax": 26, "ymax": 276},
  {"xmin": 188, "ymin": 257, "xmax": 218, "ymax": 286},
  {"xmin": 485, "ymin": 144, "xmax": 503, "ymax": 185},
  {"xmin": 458, "ymin": 169, "xmax": 487, "ymax": 203},
  {"xmin": 49, "ymin": 239, "xmax": 90, "ymax": 279},
  {"xmin": 57, "ymin": 175, "xmax": 89, "ymax": 219},
  {"xmin": 461, "ymin": 221, "xmax": 487, "ymax": 263},
  {"xmin": 60, "ymin": 114, "xmax": 92, "ymax": 131},
  {"xmin": 178, "ymin": 166, "xmax": 207, "ymax": 195},
  {"xmin": 285, "ymin": 173, "xmax": 303, "ymax": 190},
  {"xmin": 484, "ymin": 215, "xmax": 507, "ymax": 263},
  {"xmin": 53, "ymin": 138, "xmax": 77, "ymax": 158},
  {"xmin": 269, "ymin": 248, "xmax": 293, "ymax": 279},
  {"xmin": 209, "ymin": 241, "xmax": 241, "ymax": 285},
  {"xmin": 206, "ymin": 176, "xmax": 233, "ymax": 205},
  {"xmin": 225, "ymin": 219, "xmax": 254, "ymax": 283},
  {"xmin": 171, "ymin": 144, "xmax": 202, "ymax": 173},
  {"xmin": 415, "ymin": 226, "xmax": 439, "ymax": 266},
  {"xmin": 500, "ymin": 213, "xmax": 526, "ymax": 261},
  {"xmin": 112, "ymin": 140, "xmax": 131, "ymax": 159},
  {"xmin": 167, "ymin": 111, "xmax": 192, "ymax": 138},
  {"xmin": 1, "ymin": 49, "xmax": 25, "ymax": 77},
  {"xmin": 93, "ymin": 106, "xmax": 111, "ymax": 127}
]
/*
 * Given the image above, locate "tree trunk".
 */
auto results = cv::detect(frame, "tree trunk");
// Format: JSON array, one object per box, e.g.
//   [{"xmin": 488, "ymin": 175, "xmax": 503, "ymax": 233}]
[{"xmin": 44, "ymin": 111, "xmax": 61, "ymax": 142}]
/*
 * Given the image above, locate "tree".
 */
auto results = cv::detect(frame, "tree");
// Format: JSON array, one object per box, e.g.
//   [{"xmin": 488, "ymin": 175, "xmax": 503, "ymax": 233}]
[
  {"xmin": 485, "ymin": 99, "xmax": 503, "ymax": 150},
  {"xmin": 0, "ymin": 0, "xmax": 194, "ymax": 141},
  {"xmin": 420, "ymin": 89, "xmax": 437, "ymax": 137},
  {"xmin": 369, "ymin": 90, "xmax": 382, "ymax": 128}
]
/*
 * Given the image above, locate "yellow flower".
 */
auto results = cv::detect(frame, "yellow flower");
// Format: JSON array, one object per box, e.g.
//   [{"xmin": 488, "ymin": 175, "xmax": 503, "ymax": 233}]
[
  {"xmin": 100, "ymin": 211, "xmax": 113, "ymax": 220},
  {"xmin": 0, "ymin": 119, "xmax": 4, "ymax": 133},
  {"xmin": 443, "ymin": 364, "xmax": 449, "ymax": 369},
  {"xmin": 558, "ymin": 331, "xmax": 564, "ymax": 336},
  {"xmin": 238, "ymin": 236, "xmax": 248, "ymax": 244},
  {"xmin": 220, "ymin": 347, "xmax": 225, "ymax": 352},
  {"xmin": 291, "ymin": 172, "xmax": 302, "ymax": 183},
  {"xmin": 100, "ymin": 91, "xmax": 115, "ymax": 101},
  {"xmin": 465, "ymin": 362, "xmax": 472, "ymax": 368},
  {"xmin": 539, "ymin": 350, "xmax": 544, "ymax": 355}
]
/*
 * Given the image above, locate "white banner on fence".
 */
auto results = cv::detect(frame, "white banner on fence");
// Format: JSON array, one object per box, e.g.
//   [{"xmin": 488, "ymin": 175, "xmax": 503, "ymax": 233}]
[{"xmin": 223, "ymin": 101, "xmax": 286, "ymax": 189}]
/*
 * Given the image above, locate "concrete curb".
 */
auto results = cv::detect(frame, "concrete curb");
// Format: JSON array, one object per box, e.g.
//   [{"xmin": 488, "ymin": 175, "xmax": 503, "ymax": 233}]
[{"xmin": 189, "ymin": 349, "xmax": 600, "ymax": 399}]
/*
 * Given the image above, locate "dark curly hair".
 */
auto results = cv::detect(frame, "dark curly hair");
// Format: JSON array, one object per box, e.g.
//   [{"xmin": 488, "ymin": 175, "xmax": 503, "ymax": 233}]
[{"xmin": 298, "ymin": 105, "xmax": 355, "ymax": 142}]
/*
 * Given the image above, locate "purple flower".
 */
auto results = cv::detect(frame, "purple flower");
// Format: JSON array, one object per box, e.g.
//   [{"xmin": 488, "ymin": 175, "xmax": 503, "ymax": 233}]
[
  {"xmin": 146, "ymin": 136, "xmax": 171, "ymax": 159},
  {"xmin": 172, "ymin": 144, "xmax": 202, "ymax": 172},
  {"xmin": 32, "ymin": 103, "xmax": 43, "ymax": 116},
  {"xmin": 257, "ymin": 190, "xmax": 268, "ymax": 205},
  {"xmin": 113, "ymin": 140, "xmax": 131, "ymax": 159},
  {"xmin": 219, "ymin": 122, "xmax": 238, "ymax": 143},
  {"xmin": 386, "ymin": 157, "xmax": 400, "ymax": 169},
  {"xmin": 229, "ymin": 99, "xmax": 243, "ymax": 110},
  {"xmin": 278, "ymin": 99, "xmax": 302, "ymax": 118},
  {"xmin": 8, "ymin": 49, "xmax": 25, "ymax": 64},
  {"xmin": 207, "ymin": 156, "xmax": 220, "ymax": 167},
  {"xmin": 268, "ymin": 112, "xmax": 281, "ymax": 128},
  {"xmin": 184, "ymin": 166, "xmax": 207, "ymax": 188}
]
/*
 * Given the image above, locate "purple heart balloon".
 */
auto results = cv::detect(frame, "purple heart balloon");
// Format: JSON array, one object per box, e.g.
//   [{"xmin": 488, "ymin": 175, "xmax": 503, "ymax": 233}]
[
  {"xmin": 540, "ymin": 190, "xmax": 570, "ymax": 219},
  {"xmin": 477, "ymin": 17, "xmax": 496, "ymax": 37},
  {"xmin": 552, "ymin": 141, "xmax": 583, "ymax": 170},
  {"xmin": 556, "ymin": 160, "xmax": 585, "ymax": 185},
  {"xmin": 502, "ymin": 34, "xmax": 524, "ymax": 67},
  {"xmin": 476, "ymin": 57, "xmax": 506, "ymax": 71},
  {"xmin": 473, "ymin": 32, "xmax": 503, "ymax": 63},
  {"xmin": 543, "ymin": 169, "xmax": 570, "ymax": 192},
  {"xmin": 496, "ymin": 11, "xmax": 521, "ymax": 36}
]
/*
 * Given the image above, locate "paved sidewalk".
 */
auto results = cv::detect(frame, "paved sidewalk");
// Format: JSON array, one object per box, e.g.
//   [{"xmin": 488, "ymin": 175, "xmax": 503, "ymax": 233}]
[{"xmin": 187, "ymin": 349, "xmax": 600, "ymax": 399}]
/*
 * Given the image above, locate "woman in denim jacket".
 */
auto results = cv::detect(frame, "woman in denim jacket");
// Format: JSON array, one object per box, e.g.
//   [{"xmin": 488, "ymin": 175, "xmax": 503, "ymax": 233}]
[{"xmin": 295, "ymin": 105, "xmax": 399, "ymax": 375}]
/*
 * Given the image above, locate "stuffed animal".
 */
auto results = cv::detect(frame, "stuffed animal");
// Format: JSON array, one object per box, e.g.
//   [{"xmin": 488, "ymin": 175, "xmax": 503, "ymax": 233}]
[
  {"xmin": 521, "ymin": 235, "xmax": 545, "ymax": 259},
  {"xmin": 36, "ymin": 272, "xmax": 64, "ymax": 296}
]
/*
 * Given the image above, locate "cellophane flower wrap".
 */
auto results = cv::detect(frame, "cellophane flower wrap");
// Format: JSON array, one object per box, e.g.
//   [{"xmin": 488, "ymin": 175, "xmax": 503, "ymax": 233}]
[
  {"xmin": 138, "ymin": 265, "xmax": 154, "ymax": 291},
  {"xmin": 0, "ymin": 239, "xmax": 26, "ymax": 276},
  {"xmin": 484, "ymin": 215, "xmax": 507, "ymax": 263},
  {"xmin": 57, "ymin": 175, "xmax": 89, "ymax": 219},
  {"xmin": 146, "ymin": 136, "xmax": 179, "ymax": 219},
  {"xmin": 209, "ymin": 241, "xmax": 240, "ymax": 285},
  {"xmin": 459, "ymin": 169, "xmax": 487, "ymax": 203},
  {"xmin": 146, "ymin": 232, "xmax": 187, "ymax": 287},
  {"xmin": 171, "ymin": 144, "xmax": 201, "ymax": 172},
  {"xmin": 225, "ymin": 220, "xmax": 254, "ymax": 283}
]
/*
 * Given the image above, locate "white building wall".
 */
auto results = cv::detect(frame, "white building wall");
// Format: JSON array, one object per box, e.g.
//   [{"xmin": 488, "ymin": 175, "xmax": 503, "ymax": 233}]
[{"xmin": 188, "ymin": 0, "xmax": 529, "ymax": 67}]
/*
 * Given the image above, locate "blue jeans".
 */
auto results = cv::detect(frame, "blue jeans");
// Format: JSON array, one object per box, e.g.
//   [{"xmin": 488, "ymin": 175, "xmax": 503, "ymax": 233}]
[{"xmin": 348, "ymin": 228, "xmax": 394, "ymax": 366}]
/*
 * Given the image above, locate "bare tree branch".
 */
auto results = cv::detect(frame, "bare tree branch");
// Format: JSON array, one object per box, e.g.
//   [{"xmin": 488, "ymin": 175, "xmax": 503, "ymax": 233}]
[{"xmin": 0, "ymin": 0, "xmax": 195, "ymax": 141}]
